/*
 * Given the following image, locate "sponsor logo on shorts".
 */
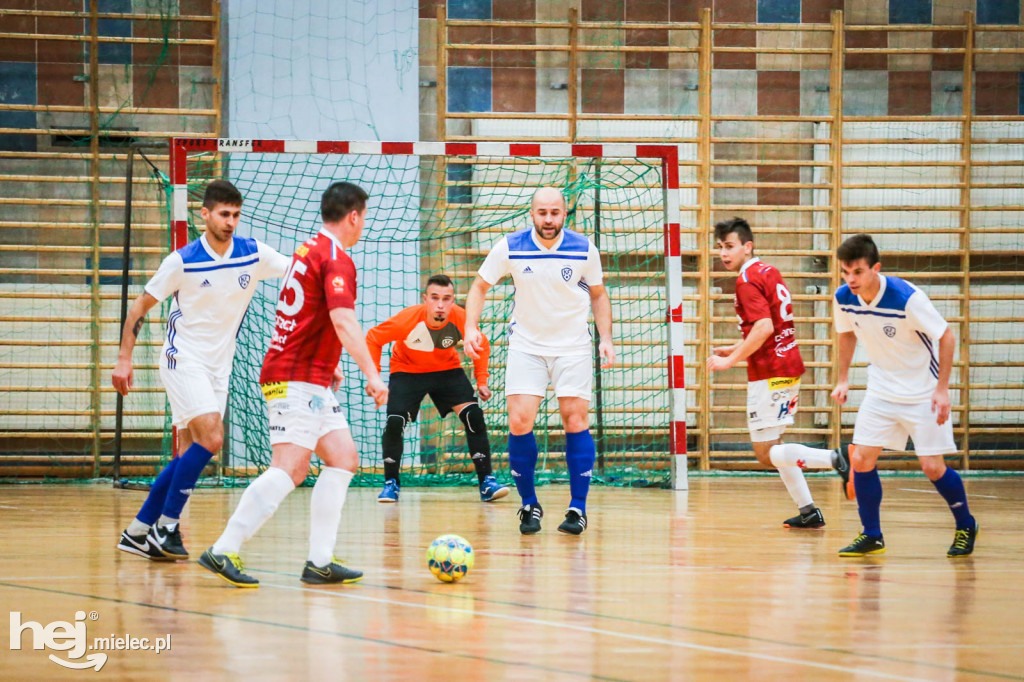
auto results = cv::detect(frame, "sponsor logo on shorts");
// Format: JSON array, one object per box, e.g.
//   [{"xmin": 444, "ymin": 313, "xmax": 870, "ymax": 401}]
[
  {"xmin": 269, "ymin": 425, "xmax": 285, "ymax": 432},
  {"xmin": 883, "ymin": 325, "xmax": 896, "ymax": 338},
  {"xmin": 238, "ymin": 273, "xmax": 251, "ymax": 289},
  {"xmin": 768, "ymin": 376, "xmax": 800, "ymax": 390},
  {"xmin": 261, "ymin": 382, "xmax": 288, "ymax": 401},
  {"xmin": 749, "ymin": 411, "xmax": 758, "ymax": 419},
  {"xmin": 309, "ymin": 396, "xmax": 324, "ymax": 413},
  {"xmin": 332, "ymin": 405, "xmax": 344, "ymax": 414},
  {"xmin": 777, "ymin": 394, "xmax": 799, "ymax": 419}
]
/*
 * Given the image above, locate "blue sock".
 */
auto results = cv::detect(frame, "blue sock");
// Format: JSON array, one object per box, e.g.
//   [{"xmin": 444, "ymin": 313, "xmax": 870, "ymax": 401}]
[
  {"xmin": 565, "ymin": 430, "xmax": 595, "ymax": 514},
  {"xmin": 136, "ymin": 457, "xmax": 180, "ymax": 526},
  {"xmin": 508, "ymin": 432, "xmax": 539, "ymax": 506},
  {"xmin": 931, "ymin": 467, "xmax": 976, "ymax": 530},
  {"xmin": 160, "ymin": 442, "xmax": 215, "ymax": 521},
  {"xmin": 854, "ymin": 468, "xmax": 883, "ymax": 537}
]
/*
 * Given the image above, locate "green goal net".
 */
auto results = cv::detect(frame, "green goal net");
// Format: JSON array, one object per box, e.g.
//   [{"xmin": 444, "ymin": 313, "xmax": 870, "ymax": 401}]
[{"xmin": 166, "ymin": 143, "xmax": 674, "ymax": 487}]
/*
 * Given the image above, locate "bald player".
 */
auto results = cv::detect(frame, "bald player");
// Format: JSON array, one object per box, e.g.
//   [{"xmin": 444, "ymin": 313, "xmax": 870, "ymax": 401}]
[{"xmin": 464, "ymin": 187, "xmax": 614, "ymax": 536}]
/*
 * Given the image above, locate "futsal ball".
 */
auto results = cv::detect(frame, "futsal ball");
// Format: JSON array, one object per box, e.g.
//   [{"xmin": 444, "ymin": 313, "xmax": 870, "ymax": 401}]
[{"xmin": 426, "ymin": 534, "xmax": 474, "ymax": 583}]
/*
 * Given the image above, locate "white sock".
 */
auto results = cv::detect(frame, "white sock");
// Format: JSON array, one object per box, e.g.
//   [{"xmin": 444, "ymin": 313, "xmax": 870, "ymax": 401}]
[
  {"xmin": 157, "ymin": 514, "xmax": 178, "ymax": 528},
  {"xmin": 770, "ymin": 443, "xmax": 834, "ymax": 469},
  {"xmin": 127, "ymin": 519, "xmax": 150, "ymax": 536},
  {"xmin": 212, "ymin": 467, "xmax": 295, "ymax": 555},
  {"xmin": 307, "ymin": 467, "xmax": 354, "ymax": 567},
  {"xmin": 777, "ymin": 465, "xmax": 814, "ymax": 509}
]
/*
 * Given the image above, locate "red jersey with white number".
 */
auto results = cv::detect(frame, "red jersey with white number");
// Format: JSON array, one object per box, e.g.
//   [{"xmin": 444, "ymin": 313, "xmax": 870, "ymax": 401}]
[
  {"xmin": 734, "ymin": 258, "xmax": 805, "ymax": 382},
  {"xmin": 260, "ymin": 228, "xmax": 357, "ymax": 387}
]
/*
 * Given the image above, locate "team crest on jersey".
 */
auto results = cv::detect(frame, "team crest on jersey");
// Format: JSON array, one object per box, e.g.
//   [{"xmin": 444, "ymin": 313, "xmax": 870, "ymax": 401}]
[
  {"xmin": 441, "ymin": 337, "xmax": 455, "ymax": 348},
  {"xmin": 238, "ymin": 273, "xmax": 251, "ymax": 289},
  {"xmin": 883, "ymin": 325, "xmax": 896, "ymax": 338},
  {"xmin": 561, "ymin": 266, "xmax": 573, "ymax": 282}
]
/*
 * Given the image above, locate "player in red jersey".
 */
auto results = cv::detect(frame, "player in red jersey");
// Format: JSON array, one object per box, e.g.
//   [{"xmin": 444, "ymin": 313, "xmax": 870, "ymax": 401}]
[
  {"xmin": 706, "ymin": 218, "xmax": 852, "ymax": 529},
  {"xmin": 366, "ymin": 273, "xmax": 508, "ymax": 503},
  {"xmin": 198, "ymin": 181, "xmax": 387, "ymax": 587}
]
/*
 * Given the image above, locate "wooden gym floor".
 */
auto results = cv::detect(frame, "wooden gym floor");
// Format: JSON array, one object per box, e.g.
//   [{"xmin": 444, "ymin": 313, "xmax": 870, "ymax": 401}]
[{"xmin": 1, "ymin": 477, "xmax": 1022, "ymax": 680}]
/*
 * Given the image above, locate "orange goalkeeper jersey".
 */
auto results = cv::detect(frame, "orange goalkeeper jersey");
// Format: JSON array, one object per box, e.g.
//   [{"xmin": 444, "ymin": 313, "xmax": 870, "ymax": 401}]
[{"xmin": 366, "ymin": 304, "xmax": 490, "ymax": 384}]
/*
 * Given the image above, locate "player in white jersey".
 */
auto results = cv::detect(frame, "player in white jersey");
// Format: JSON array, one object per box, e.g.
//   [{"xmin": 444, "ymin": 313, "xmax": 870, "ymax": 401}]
[
  {"xmin": 112, "ymin": 180, "xmax": 290, "ymax": 562},
  {"xmin": 831, "ymin": 234, "xmax": 978, "ymax": 558},
  {"xmin": 464, "ymin": 187, "xmax": 615, "ymax": 535}
]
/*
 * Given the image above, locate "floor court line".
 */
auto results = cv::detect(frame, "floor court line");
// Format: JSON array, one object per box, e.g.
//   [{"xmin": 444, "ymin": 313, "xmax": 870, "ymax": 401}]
[
  {"xmin": 246, "ymin": 567, "xmax": 1021, "ymax": 680},
  {"xmin": 0, "ymin": 581, "xmax": 626, "ymax": 681},
  {"xmin": 262, "ymin": 580, "xmax": 938, "ymax": 682}
]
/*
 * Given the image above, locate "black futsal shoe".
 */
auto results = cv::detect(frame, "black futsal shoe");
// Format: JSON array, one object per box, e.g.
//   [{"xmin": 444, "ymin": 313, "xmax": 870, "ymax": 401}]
[
  {"xmin": 833, "ymin": 446, "xmax": 856, "ymax": 501},
  {"xmin": 518, "ymin": 504, "xmax": 543, "ymax": 535},
  {"xmin": 557, "ymin": 508, "xmax": 588, "ymax": 535},
  {"xmin": 198, "ymin": 548, "xmax": 259, "ymax": 588},
  {"xmin": 839, "ymin": 534, "xmax": 886, "ymax": 557},
  {"xmin": 117, "ymin": 529, "xmax": 172, "ymax": 561},
  {"xmin": 947, "ymin": 524, "xmax": 979, "ymax": 558},
  {"xmin": 783, "ymin": 507, "xmax": 826, "ymax": 529},
  {"xmin": 148, "ymin": 523, "xmax": 189, "ymax": 560},
  {"xmin": 300, "ymin": 558, "xmax": 363, "ymax": 584}
]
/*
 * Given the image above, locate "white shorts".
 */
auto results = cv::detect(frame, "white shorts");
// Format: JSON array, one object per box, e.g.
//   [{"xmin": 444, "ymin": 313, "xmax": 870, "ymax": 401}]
[
  {"xmin": 747, "ymin": 377, "xmax": 800, "ymax": 438},
  {"xmin": 159, "ymin": 365, "xmax": 228, "ymax": 429},
  {"xmin": 853, "ymin": 392, "xmax": 956, "ymax": 457},
  {"xmin": 261, "ymin": 381, "xmax": 350, "ymax": 452},
  {"xmin": 505, "ymin": 349, "xmax": 593, "ymax": 400}
]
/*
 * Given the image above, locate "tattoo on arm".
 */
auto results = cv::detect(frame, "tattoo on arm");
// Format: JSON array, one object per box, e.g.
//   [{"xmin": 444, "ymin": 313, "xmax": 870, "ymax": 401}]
[{"xmin": 132, "ymin": 317, "xmax": 144, "ymax": 338}]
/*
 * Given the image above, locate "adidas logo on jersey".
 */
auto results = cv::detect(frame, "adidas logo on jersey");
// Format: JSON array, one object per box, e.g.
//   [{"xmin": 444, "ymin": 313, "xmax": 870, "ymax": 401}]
[
  {"xmin": 522, "ymin": 266, "xmax": 533, "ymax": 273},
  {"xmin": 200, "ymin": 279, "xmax": 212, "ymax": 288}
]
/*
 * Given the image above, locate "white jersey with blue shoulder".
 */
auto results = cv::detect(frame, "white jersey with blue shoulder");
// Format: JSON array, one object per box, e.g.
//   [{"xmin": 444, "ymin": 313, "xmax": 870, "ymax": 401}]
[
  {"xmin": 478, "ymin": 227, "xmax": 603, "ymax": 357},
  {"xmin": 834, "ymin": 274, "xmax": 949, "ymax": 403},
  {"xmin": 145, "ymin": 234, "xmax": 290, "ymax": 376}
]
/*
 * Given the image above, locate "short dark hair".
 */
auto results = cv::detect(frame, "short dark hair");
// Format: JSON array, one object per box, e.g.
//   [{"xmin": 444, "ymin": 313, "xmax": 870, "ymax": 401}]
[
  {"xmin": 425, "ymin": 273, "xmax": 454, "ymax": 292},
  {"xmin": 321, "ymin": 181, "xmax": 369, "ymax": 222},
  {"xmin": 714, "ymin": 217, "xmax": 754, "ymax": 245},
  {"xmin": 203, "ymin": 180, "xmax": 242, "ymax": 209},
  {"xmin": 837, "ymin": 234, "xmax": 880, "ymax": 266}
]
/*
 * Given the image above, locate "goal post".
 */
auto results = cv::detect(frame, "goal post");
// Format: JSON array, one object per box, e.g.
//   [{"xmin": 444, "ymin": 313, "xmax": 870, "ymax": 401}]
[{"xmin": 167, "ymin": 137, "xmax": 688, "ymax": 489}]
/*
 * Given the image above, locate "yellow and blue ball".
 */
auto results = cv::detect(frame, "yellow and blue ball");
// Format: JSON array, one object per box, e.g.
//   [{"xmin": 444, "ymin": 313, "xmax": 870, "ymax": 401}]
[{"xmin": 426, "ymin": 534, "xmax": 474, "ymax": 583}]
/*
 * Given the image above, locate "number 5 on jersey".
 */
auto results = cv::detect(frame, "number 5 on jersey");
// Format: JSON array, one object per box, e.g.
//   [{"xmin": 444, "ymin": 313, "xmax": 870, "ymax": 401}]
[{"xmin": 279, "ymin": 260, "xmax": 308, "ymax": 316}]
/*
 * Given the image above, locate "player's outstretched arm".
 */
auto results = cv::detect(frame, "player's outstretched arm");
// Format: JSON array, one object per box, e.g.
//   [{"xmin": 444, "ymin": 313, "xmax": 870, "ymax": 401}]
[
  {"xmin": 463, "ymin": 276, "xmax": 492, "ymax": 360},
  {"xmin": 589, "ymin": 284, "xmax": 615, "ymax": 368},
  {"xmin": 707, "ymin": 318, "xmax": 772, "ymax": 372},
  {"xmin": 932, "ymin": 327, "xmax": 955, "ymax": 424},
  {"xmin": 112, "ymin": 292, "xmax": 159, "ymax": 396},
  {"xmin": 329, "ymin": 307, "xmax": 388, "ymax": 408},
  {"xmin": 830, "ymin": 331, "xmax": 858, "ymax": 405}
]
